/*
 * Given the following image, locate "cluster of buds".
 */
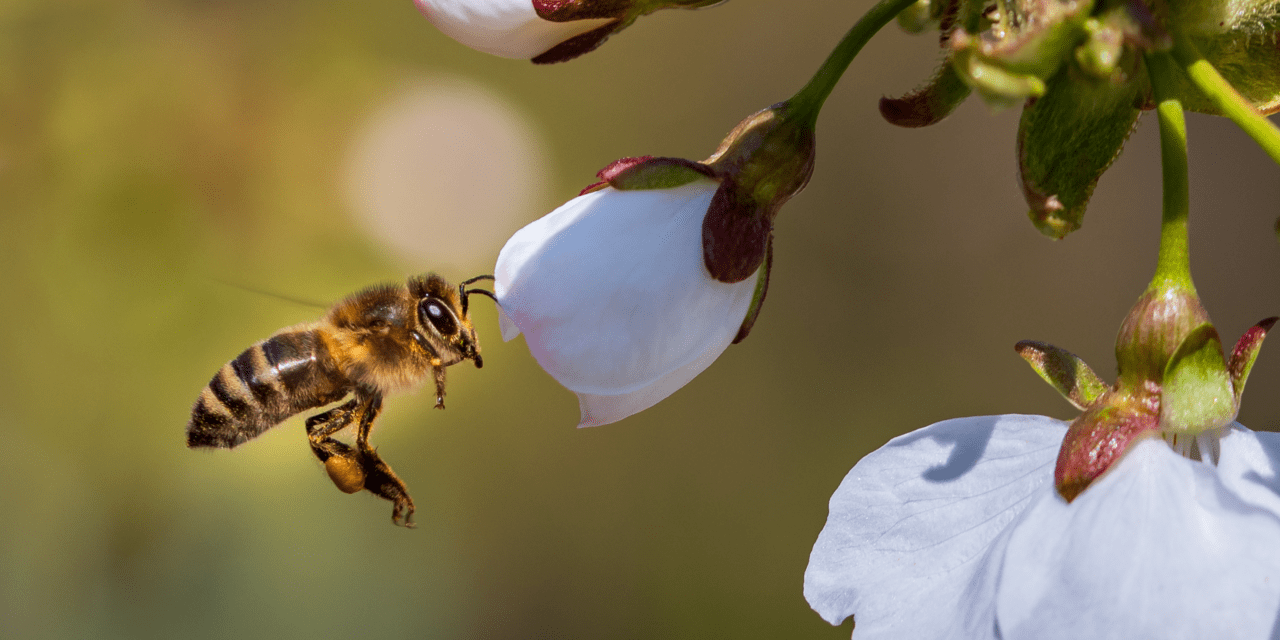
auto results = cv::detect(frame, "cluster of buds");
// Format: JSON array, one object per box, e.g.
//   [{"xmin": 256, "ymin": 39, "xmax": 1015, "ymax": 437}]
[{"xmin": 884, "ymin": 0, "xmax": 1280, "ymax": 237}]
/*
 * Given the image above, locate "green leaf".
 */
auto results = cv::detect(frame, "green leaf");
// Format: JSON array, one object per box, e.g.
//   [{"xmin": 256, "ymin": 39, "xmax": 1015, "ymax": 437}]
[
  {"xmin": 1169, "ymin": 0, "xmax": 1280, "ymax": 115},
  {"xmin": 1018, "ymin": 65, "xmax": 1142, "ymax": 238},
  {"xmin": 1160, "ymin": 322, "xmax": 1237, "ymax": 433}
]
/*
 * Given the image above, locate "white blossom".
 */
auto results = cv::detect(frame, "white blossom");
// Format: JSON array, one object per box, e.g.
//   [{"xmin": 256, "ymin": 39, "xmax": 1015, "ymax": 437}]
[
  {"xmin": 495, "ymin": 180, "xmax": 758, "ymax": 427},
  {"xmin": 805, "ymin": 414, "xmax": 1280, "ymax": 639},
  {"xmin": 413, "ymin": 0, "xmax": 614, "ymax": 60}
]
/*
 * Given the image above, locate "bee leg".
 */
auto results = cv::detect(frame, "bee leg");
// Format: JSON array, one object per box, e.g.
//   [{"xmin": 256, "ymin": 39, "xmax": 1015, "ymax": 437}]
[
  {"xmin": 433, "ymin": 366, "xmax": 447, "ymax": 409},
  {"xmin": 304, "ymin": 399, "xmax": 359, "ymax": 463},
  {"xmin": 305, "ymin": 399, "xmax": 373, "ymax": 495},
  {"xmin": 353, "ymin": 394, "xmax": 416, "ymax": 528}
]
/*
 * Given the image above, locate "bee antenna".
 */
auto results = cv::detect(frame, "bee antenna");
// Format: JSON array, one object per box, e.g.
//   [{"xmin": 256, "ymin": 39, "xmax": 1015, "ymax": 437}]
[
  {"xmin": 461, "ymin": 287, "xmax": 498, "ymax": 316},
  {"xmin": 460, "ymin": 274, "xmax": 495, "ymax": 287},
  {"xmin": 459, "ymin": 275, "xmax": 497, "ymax": 316}
]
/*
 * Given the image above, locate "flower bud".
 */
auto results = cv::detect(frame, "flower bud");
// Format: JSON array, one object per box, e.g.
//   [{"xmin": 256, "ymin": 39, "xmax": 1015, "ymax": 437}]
[
  {"xmin": 494, "ymin": 97, "xmax": 815, "ymax": 426},
  {"xmin": 414, "ymin": 0, "xmax": 726, "ymax": 64},
  {"xmin": 495, "ymin": 179, "xmax": 758, "ymax": 427}
]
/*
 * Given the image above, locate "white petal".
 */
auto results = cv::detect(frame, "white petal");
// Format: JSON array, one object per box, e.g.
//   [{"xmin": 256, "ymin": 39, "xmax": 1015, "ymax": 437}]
[
  {"xmin": 997, "ymin": 437, "xmax": 1280, "ymax": 640},
  {"xmin": 495, "ymin": 182, "xmax": 757, "ymax": 426},
  {"xmin": 572, "ymin": 334, "xmax": 728, "ymax": 427},
  {"xmin": 497, "ymin": 305, "xmax": 521, "ymax": 341},
  {"xmin": 1216, "ymin": 425, "xmax": 1280, "ymax": 518},
  {"xmin": 804, "ymin": 415, "xmax": 1066, "ymax": 640},
  {"xmin": 414, "ymin": 0, "xmax": 615, "ymax": 59}
]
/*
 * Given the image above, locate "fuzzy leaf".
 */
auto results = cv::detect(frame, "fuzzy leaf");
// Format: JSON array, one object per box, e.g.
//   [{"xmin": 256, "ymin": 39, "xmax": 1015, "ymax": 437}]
[
  {"xmin": 1169, "ymin": 0, "xmax": 1280, "ymax": 115},
  {"xmin": 1018, "ymin": 66, "xmax": 1142, "ymax": 238}
]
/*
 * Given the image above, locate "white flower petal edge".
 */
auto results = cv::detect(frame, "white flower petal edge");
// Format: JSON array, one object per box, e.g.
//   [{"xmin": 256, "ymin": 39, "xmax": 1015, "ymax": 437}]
[
  {"xmin": 998, "ymin": 430, "xmax": 1280, "ymax": 640},
  {"xmin": 495, "ymin": 181, "xmax": 758, "ymax": 427},
  {"xmin": 414, "ymin": 0, "xmax": 615, "ymax": 59},
  {"xmin": 804, "ymin": 415, "xmax": 1067, "ymax": 640}
]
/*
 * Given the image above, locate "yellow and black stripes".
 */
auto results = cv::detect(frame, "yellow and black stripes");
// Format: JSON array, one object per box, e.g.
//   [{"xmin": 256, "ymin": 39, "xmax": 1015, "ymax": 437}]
[{"xmin": 186, "ymin": 330, "xmax": 346, "ymax": 449}]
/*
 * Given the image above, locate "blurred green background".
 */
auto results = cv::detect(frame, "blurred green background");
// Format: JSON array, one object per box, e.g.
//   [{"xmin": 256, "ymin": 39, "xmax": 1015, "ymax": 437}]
[{"xmin": 2, "ymin": 1, "xmax": 1279, "ymax": 638}]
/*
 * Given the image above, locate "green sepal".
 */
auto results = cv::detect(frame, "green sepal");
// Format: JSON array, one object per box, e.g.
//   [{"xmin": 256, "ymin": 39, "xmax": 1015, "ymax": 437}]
[
  {"xmin": 732, "ymin": 236, "xmax": 772, "ymax": 344},
  {"xmin": 1074, "ymin": 18, "xmax": 1123, "ymax": 80},
  {"xmin": 897, "ymin": 0, "xmax": 942, "ymax": 33},
  {"xmin": 1018, "ymin": 64, "xmax": 1142, "ymax": 238},
  {"xmin": 1055, "ymin": 389, "xmax": 1160, "ymax": 502},
  {"xmin": 1228, "ymin": 317, "xmax": 1279, "ymax": 404},
  {"xmin": 609, "ymin": 157, "xmax": 715, "ymax": 191},
  {"xmin": 951, "ymin": 43, "xmax": 1047, "ymax": 107},
  {"xmin": 1160, "ymin": 322, "xmax": 1237, "ymax": 433},
  {"xmin": 1015, "ymin": 340, "xmax": 1111, "ymax": 410},
  {"xmin": 880, "ymin": 61, "xmax": 973, "ymax": 127},
  {"xmin": 948, "ymin": 0, "xmax": 1095, "ymax": 107}
]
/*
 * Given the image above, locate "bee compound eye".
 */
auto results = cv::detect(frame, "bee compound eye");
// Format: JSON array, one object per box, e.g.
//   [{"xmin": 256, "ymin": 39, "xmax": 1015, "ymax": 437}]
[{"xmin": 419, "ymin": 297, "xmax": 458, "ymax": 336}]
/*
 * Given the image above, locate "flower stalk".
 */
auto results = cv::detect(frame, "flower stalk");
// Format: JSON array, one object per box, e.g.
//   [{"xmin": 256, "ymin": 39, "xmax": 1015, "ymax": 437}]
[
  {"xmin": 1149, "ymin": 49, "xmax": 1192, "ymax": 291},
  {"xmin": 789, "ymin": 0, "xmax": 921, "ymax": 128}
]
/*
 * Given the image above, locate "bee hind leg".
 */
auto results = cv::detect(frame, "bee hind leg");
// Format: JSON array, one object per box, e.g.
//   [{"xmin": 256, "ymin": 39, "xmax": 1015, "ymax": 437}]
[
  {"xmin": 353, "ymin": 394, "xmax": 416, "ymax": 527},
  {"xmin": 306, "ymin": 399, "xmax": 371, "ymax": 495},
  {"xmin": 305, "ymin": 398, "xmax": 360, "ymax": 462}
]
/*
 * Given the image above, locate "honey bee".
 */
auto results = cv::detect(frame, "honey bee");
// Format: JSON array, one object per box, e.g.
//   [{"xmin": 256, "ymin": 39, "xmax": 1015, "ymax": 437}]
[{"xmin": 187, "ymin": 273, "xmax": 496, "ymax": 527}]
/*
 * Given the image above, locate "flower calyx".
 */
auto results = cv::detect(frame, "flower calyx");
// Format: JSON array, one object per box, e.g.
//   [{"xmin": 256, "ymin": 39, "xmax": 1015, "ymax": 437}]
[
  {"xmin": 578, "ymin": 101, "xmax": 815, "ymax": 342},
  {"xmin": 1018, "ymin": 280, "xmax": 1276, "ymax": 501}
]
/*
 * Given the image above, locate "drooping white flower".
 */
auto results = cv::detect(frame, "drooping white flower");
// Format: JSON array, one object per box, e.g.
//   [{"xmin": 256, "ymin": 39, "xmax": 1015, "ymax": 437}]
[
  {"xmin": 412, "ymin": 0, "xmax": 727, "ymax": 64},
  {"xmin": 413, "ymin": 0, "xmax": 614, "ymax": 61},
  {"xmin": 805, "ymin": 414, "xmax": 1280, "ymax": 639},
  {"xmin": 495, "ymin": 179, "xmax": 759, "ymax": 427}
]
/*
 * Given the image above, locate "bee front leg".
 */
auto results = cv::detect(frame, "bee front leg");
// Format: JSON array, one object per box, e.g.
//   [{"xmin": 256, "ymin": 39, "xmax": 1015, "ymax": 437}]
[
  {"xmin": 353, "ymin": 394, "xmax": 416, "ymax": 527},
  {"xmin": 433, "ymin": 365, "xmax": 447, "ymax": 409}
]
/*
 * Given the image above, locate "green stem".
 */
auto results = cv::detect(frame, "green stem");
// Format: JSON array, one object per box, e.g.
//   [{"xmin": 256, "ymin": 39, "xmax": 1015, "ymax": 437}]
[
  {"xmin": 1145, "ymin": 51, "xmax": 1193, "ymax": 290},
  {"xmin": 1170, "ymin": 36, "xmax": 1280, "ymax": 168},
  {"xmin": 789, "ymin": 0, "xmax": 919, "ymax": 127}
]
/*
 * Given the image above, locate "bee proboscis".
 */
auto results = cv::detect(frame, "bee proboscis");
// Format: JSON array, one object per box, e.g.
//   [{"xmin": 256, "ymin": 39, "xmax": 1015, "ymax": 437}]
[{"xmin": 186, "ymin": 273, "xmax": 496, "ymax": 527}]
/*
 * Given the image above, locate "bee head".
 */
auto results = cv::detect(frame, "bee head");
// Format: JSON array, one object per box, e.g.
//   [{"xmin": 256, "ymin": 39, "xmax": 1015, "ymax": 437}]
[{"xmin": 409, "ymin": 274, "xmax": 495, "ymax": 368}]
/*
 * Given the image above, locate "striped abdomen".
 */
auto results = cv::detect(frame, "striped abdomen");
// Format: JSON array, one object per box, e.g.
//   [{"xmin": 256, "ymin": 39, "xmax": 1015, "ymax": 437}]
[{"xmin": 187, "ymin": 329, "xmax": 348, "ymax": 449}]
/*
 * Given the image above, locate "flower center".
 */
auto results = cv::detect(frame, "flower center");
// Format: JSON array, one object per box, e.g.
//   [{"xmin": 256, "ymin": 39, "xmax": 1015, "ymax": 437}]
[{"xmin": 1160, "ymin": 428, "xmax": 1226, "ymax": 465}]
